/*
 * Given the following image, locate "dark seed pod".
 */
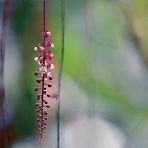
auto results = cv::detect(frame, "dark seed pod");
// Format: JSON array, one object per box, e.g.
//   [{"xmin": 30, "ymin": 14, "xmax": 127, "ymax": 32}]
[
  {"xmin": 35, "ymin": 88, "xmax": 38, "ymax": 91},
  {"xmin": 34, "ymin": 72, "xmax": 38, "ymax": 75},
  {"xmin": 49, "ymin": 76, "xmax": 53, "ymax": 80},
  {"xmin": 44, "ymin": 101, "xmax": 48, "ymax": 104},
  {"xmin": 47, "ymin": 94, "xmax": 50, "ymax": 97},
  {"xmin": 36, "ymin": 79, "xmax": 41, "ymax": 83},
  {"xmin": 46, "ymin": 105, "xmax": 50, "ymax": 108},
  {"xmin": 48, "ymin": 84, "xmax": 52, "ymax": 87},
  {"xmin": 44, "ymin": 112, "xmax": 48, "ymax": 115},
  {"xmin": 36, "ymin": 97, "xmax": 40, "ymax": 100},
  {"xmin": 37, "ymin": 95, "xmax": 41, "ymax": 98}
]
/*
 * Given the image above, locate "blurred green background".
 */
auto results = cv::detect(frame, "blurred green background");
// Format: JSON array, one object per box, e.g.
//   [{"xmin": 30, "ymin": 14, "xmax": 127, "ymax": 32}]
[{"xmin": 1, "ymin": 0, "xmax": 148, "ymax": 147}]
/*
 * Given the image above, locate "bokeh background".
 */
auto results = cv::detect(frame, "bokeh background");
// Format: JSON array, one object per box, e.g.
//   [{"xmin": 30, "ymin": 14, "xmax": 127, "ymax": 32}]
[{"xmin": 1, "ymin": 0, "xmax": 148, "ymax": 147}]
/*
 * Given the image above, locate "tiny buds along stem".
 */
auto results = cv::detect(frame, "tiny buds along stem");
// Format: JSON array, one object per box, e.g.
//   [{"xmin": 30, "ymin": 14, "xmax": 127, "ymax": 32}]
[
  {"xmin": 34, "ymin": 0, "xmax": 55, "ymax": 142},
  {"xmin": 34, "ymin": 28, "xmax": 55, "ymax": 142}
]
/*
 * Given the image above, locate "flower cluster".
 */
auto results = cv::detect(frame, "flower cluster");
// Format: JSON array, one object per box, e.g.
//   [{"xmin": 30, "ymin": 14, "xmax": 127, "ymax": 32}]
[{"xmin": 34, "ymin": 29, "xmax": 54, "ymax": 141}]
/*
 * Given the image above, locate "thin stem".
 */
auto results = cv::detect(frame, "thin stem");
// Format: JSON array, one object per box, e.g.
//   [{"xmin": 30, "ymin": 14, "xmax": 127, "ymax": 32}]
[
  {"xmin": 56, "ymin": 0, "xmax": 65, "ymax": 147},
  {"xmin": 40, "ymin": 0, "xmax": 46, "ymax": 142}
]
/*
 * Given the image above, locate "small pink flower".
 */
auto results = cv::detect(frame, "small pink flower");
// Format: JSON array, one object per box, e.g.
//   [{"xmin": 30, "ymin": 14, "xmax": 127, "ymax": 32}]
[
  {"xmin": 35, "ymin": 51, "xmax": 53, "ymax": 67},
  {"xmin": 44, "ymin": 72, "xmax": 51, "ymax": 78},
  {"xmin": 42, "ymin": 29, "xmax": 51, "ymax": 38},
  {"xmin": 50, "ymin": 64, "xmax": 54, "ymax": 69},
  {"xmin": 44, "ymin": 51, "xmax": 53, "ymax": 67},
  {"xmin": 34, "ymin": 57, "xmax": 38, "ymax": 61},
  {"xmin": 39, "ymin": 66, "xmax": 47, "ymax": 73},
  {"xmin": 44, "ymin": 51, "xmax": 53, "ymax": 59},
  {"xmin": 34, "ymin": 44, "xmax": 45, "ymax": 51},
  {"xmin": 37, "ymin": 56, "xmax": 44, "ymax": 66},
  {"xmin": 44, "ymin": 41, "xmax": 54, "ymax": 48}
]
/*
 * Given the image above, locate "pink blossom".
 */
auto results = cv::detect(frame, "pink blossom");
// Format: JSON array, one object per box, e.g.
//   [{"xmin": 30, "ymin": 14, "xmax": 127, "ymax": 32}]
[
  {"xmin": 35, "ymin": 51, "xmax": 53, "ymax": 67},
  {"xmin": 34, "ymin": 44, "xmax": 45, "ymax": 51},
  {"xmin": 42, "ymin": 29, "xmax": 51, "ymax": 38},
  {"xmin": 44, "ymin": 41, "xmax": 54, "ymax": 48}
]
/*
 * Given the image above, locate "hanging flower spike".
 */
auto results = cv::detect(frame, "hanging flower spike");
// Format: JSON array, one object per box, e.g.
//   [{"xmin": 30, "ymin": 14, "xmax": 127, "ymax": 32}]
[{"xmin": 34, "ymin": 28, "xmax": 55, "ymax": 142}]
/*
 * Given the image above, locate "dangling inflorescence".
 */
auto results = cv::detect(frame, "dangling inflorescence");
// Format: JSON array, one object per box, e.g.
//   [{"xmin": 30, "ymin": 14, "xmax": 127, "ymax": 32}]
[{"xmin": 34, "ymin": 29, "xmax": 54, "ymax": 142}]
